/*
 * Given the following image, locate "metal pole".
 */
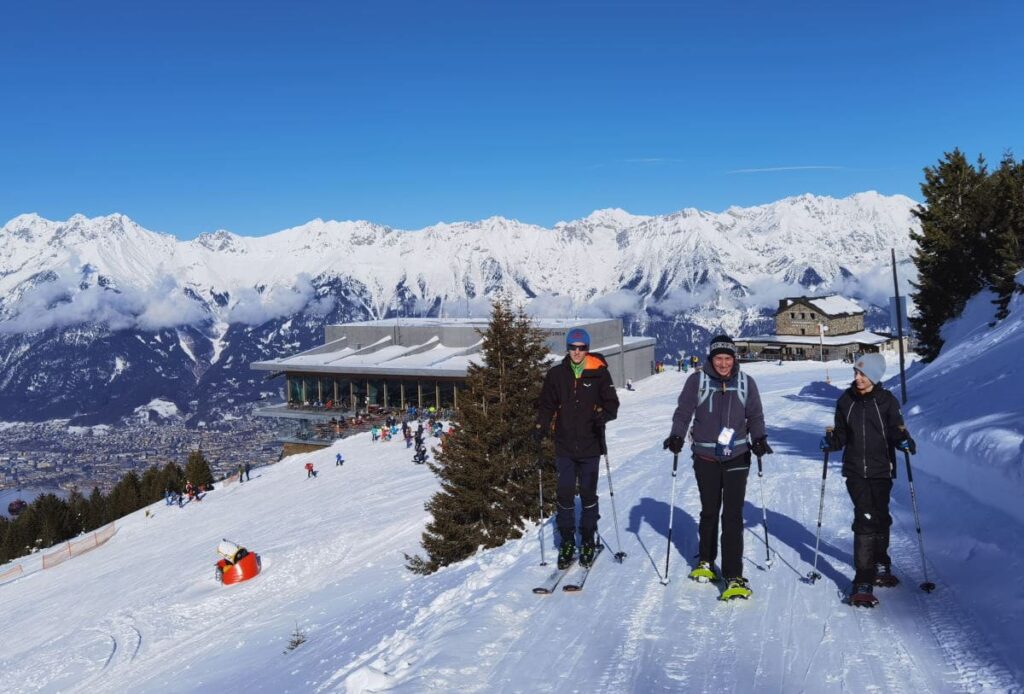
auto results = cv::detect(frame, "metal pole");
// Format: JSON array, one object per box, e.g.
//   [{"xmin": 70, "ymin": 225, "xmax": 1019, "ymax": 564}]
[
  {"xmin": 756, "ymin": 454, "xmax": 773, "ymax": 568},
  {"xmin": 902, "ymin": 448, "xmax": 936, "ymax": 592},
  {"xmin": 891, "ymin": 248, "xmax": 909, "ymax": 404},
  {"xmin": 661, "ymin": 452, "xmax": 680, "ymax": 585},
  {"xmin": 806, "ymin": 429, "xmax": 832, "ymax": 584},
  {"xmin": 537, "ymin": 467, "xmax": 548, "ymax": 566},
  {"xmin": 603, "ymin": 453, "xmax": 627, "ymax": 562}
]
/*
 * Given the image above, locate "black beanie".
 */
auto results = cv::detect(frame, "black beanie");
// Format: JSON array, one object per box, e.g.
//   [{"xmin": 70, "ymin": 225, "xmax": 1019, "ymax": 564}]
[{"xmin": 708, "ymin": 334, "xmax": 736, "ymax": 358}]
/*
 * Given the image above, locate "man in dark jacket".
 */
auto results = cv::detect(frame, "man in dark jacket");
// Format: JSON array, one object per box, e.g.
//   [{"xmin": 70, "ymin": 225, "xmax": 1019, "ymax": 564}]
[
  {"xmin": 821, "ymin": 352, "xmax": 915, "ymax": 603},
  {"xmin": 535, "ymin": 327, "xmax": 619, "ymax": 570},
  {"xmin": 663, "ymin": 334, "xmax": 770, "ymax": 600}
]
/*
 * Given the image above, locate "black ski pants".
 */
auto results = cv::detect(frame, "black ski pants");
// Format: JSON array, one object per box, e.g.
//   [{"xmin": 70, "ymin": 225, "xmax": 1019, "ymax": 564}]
[
  {"xmin": 555, "ymin": 455, "xmax": 601, "ymax": 546},
  {"xmin": 846, "ymin": 476, "xmax": 893, "ymax": 583},
  {"xmin": 693, "ymin": 453, "xmax": 751, "ymax": 579}
]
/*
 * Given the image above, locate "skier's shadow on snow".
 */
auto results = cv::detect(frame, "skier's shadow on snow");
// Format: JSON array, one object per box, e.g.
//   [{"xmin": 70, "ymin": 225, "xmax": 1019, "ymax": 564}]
[
  {"xmin": 627, "ymin": 497, "xmax": 698, "ymax": 580},
  {"xmin": 742, "ymin": 501, "xmax": 851, "ymax": 590}
]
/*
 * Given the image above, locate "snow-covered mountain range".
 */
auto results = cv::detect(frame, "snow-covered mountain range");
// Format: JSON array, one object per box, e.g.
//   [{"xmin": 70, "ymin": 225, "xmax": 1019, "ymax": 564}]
[{"xmin": 0, "ymin": 192, "xmax": 920, "ymax": 424}]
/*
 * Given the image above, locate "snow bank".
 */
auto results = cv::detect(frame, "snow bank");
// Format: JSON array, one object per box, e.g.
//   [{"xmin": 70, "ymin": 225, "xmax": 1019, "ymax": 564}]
[{"xmin": 904, "ymin": 272, "xmax": 1024, "ymax": 522}]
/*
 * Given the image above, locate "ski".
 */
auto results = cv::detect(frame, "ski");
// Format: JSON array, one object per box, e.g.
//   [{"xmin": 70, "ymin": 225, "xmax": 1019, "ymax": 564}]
[
  {"xmin": 563, "ymin": 546, "xmax": 603, "ymax": 592},
  {"xmin": 532, "ymin": 565, "xmax": 572, "ymax": 595}
]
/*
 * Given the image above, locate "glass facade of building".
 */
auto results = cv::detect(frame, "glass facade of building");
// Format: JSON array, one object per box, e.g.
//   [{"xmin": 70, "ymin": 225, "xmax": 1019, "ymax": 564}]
[{"xmin": 284, "ymin": 373, "xmax": 463, "ymax": 413}]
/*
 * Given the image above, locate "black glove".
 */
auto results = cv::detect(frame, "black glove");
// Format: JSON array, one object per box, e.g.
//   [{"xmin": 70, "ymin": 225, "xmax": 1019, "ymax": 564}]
[
  {"xmin": 663, "ymin": 434, "xmax": 684, "ymax": 454},
  {"xmin": 895, "ymin": 433, "xmax": 916, "ymax": 455},
  {"xmin": 751, "ymin": 436, "xmax": 773, "ymax": 457},
  {"xmin": 531, "ymin": 427, "xmax": 546, "ymax": 445},
  {"xmin": 535, "ymin": 458, "xmax": 555, "ymax": 471}
]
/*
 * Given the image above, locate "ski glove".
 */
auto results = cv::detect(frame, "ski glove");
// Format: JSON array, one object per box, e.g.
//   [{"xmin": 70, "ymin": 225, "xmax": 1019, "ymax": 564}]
[
  {"xmin": 895, "ymin": 435, "xmax": 916, "ymax": 455},
  {"xmin": 751, "ymin": 436, "xmax": 773, "ymax": 457},
  {"xmin": 663, "ymin": 434, "xmax": 684, "ymax": 454}
]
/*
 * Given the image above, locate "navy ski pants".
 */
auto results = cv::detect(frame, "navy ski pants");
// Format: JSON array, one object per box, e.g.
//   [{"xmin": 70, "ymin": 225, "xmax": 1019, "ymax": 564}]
[{"xmin": 555, "ymin": 455, "xmax": 601, "ymax": 546}]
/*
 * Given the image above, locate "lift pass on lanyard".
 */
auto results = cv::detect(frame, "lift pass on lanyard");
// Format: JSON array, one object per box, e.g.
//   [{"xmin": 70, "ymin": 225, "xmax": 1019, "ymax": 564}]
[{"xmin": 717, "ymin": 427, "xmax": 735, "ymax": 457}]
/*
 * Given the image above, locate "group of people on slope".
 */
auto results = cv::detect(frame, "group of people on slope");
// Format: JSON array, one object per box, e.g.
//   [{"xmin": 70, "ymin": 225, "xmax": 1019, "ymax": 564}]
[{"xmin": 534, "ymin": 328, "xmax": 915, "ymax": 603}]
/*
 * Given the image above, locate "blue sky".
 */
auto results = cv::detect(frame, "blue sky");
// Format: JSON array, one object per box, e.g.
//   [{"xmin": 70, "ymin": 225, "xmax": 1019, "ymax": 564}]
[{"xmin": 1, "ymin": 1, "xmax": 1021, "ymax": 238}]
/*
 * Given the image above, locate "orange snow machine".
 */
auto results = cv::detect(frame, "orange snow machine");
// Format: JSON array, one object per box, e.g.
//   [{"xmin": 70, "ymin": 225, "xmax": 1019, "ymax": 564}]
[{"xmin": 215, "ymin": 539, "xmax": 262, "ymax": 585}]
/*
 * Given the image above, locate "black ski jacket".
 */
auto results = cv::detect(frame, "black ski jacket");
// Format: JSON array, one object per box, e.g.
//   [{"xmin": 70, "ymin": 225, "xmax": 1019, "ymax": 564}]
[
  {"xmin": 832, "ymin": 385, "xmax": 906, "ymax": 479},
  {"xmin": 536, "ymin": 352, "xmax": 619, "ymax": 459}
]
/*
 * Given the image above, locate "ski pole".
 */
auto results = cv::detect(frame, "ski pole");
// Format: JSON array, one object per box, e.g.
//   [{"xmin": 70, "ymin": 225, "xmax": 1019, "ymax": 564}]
[
  {"xmin": 902, "ymin": 446, "xmax": 936, "ymax": 593},
  {"xmin": 662, "ymin": 451, "xmax": 680, "ymax": 585},
  {"xmin": 807, "ymin": 428, "xmax": 831, "ymax": 584},
  {"xmin": 537, "ymin": 466, "xmax": 548, "ymax": 566},
  {"xmin": 756, "ymin": 453, "xmax": 772, "ymax": 568},
  {"xmin": 603, "ymin": 452, "xmax": 627, "ymax": 563}
]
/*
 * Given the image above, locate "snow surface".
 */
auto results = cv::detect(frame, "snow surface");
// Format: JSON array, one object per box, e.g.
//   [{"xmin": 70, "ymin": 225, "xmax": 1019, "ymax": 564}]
[{"xmin": 2, "ymin": 347, "xmax": 1022, "ymax": 692}]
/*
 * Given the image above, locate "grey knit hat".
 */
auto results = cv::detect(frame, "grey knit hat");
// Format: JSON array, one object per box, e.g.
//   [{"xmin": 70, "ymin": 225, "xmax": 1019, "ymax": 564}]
[{"xmin": 854, "ymin": 353, "xmax": 886, "ymax": 384}]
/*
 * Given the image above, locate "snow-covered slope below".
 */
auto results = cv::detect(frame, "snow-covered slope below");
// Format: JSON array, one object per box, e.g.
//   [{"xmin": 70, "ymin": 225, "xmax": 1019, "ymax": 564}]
[{"xmin": 2, "ymin": 360, "xmax": 1020, "ymax": 692}]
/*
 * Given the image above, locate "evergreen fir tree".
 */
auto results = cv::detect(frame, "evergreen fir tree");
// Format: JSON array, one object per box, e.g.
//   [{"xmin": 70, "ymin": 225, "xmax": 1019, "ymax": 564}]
[
  {"xmin": 982, "ymin": 154, "xmax": 1024, "ymax": 321},
  {"xmin": 185, "ymin": 449, "xmax": 215, "ymax": 489},
  {"xmin": 407, "ymin": 296, "xmax": 552, "ymax": 574},
  {"xmin": 910, "ymin": 149, "xmax": 989, "ymax": 361}
]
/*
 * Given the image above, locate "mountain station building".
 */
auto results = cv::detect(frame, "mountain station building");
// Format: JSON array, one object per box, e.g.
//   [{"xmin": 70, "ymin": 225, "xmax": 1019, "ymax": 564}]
[
  {"xmin": 251, "ymin": 318, "xmax": 655, "ymax": 453},
  {"xmin": 734, "ymin": 295, "xmax": 905, "ymax": 361}
]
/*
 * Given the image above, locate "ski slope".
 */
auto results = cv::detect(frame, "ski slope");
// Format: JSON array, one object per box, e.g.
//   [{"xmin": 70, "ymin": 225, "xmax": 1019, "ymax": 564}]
[{"xmin": 1, "ymin": 360, "xmax": 1022, "ymax": 693}]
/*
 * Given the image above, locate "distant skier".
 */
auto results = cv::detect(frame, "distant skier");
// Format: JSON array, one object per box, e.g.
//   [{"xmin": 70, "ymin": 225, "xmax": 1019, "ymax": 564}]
[
  {"xmin": 534, "ymin": 327, "xmax": 619, "ymax": 570},
  {"xmin": 663, "ymin": 335, "xmax": 770, "ymax": 601},
  {"xmin": 305, "ymin": 462, "xmax": 317, "ymax": 479},
  {"xmin": 336, "ymin": 452, "xmax": 345, "ymax": 466},
  {"xmin": 820, "ymin": 353, "xmax": 915, "ymax": 607},
  {"xmin": 244, "ymin": 461, "xmax": 251, "ymax": 481},
  {"xmin": 238, "ymin": 464, "xmax": 245, "ymax": 484}
]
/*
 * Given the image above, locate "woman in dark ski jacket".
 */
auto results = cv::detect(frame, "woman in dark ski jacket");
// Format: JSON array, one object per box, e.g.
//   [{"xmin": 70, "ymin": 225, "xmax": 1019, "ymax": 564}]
[
  {"xmin": 534, "ymin": 327, "xmax": 619, "ymax": 570},
  {"xmin": 821, "ymin": 352, "xmax": 916, "ymax": 602}
]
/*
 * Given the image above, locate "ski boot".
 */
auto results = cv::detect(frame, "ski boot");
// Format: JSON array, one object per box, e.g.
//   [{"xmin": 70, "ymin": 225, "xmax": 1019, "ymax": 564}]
[
  {"xmin": 849, "ymin": 582, "xmax": 879, "ymax": 607},
  {"xmin": 579, "ymin": 543, "xmax": 597, "ymax": 568},
  {"xmin": 874, "ymin": 563, "xmax": 900, "ymax": 588},
  {"xmin": 688, "ymin": 561, "xmax": 719, "ymax": 583},
  {"xmin": 719, "ymin": 577, "xmax": 752, "ymax": 601},
  {"xmin": 557, "ymin": 542, "xmax": 576, "ymax": 570}
]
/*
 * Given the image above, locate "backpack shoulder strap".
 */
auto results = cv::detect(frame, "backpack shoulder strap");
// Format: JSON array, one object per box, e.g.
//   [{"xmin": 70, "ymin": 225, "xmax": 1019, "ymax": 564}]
[
  {"xmin": 737, "ymin": 371, "xmax": 748, "ymax": 407},
  {"xmin": 696, "ymin": 370, "xmax": 712, "ymax": 409}
]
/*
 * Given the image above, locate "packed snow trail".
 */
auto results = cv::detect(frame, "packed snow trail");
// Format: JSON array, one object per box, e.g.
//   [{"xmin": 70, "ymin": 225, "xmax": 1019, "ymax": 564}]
[{"xmin": 0, "ymin": 361, "xmax": 1021, "ymax": 693}]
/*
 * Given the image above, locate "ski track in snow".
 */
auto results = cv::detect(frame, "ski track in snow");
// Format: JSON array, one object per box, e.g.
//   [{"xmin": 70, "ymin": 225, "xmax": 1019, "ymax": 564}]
[{"xmin": 1, "ymin": 361, "xmax": 1022, "ymax": 693}]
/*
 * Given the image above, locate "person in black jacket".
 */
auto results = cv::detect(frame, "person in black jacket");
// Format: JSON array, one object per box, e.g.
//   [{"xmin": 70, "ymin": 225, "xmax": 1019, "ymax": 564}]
[
  {"xmin": 534, "ymin": 327, "xmax": 619, "ymax": 569},
  {"xmin": 663, "ymin": 334, "xmax": 769, "ymax": 599},
  {"xmin": 820, "ymin": 352, "xmax": 916, "ymax": 601}
]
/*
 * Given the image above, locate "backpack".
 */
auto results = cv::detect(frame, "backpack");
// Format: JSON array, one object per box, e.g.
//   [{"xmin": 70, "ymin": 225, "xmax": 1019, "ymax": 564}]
[{"xmin": 696, "ymin": 369, "xmax": 748, "ymax": 413}]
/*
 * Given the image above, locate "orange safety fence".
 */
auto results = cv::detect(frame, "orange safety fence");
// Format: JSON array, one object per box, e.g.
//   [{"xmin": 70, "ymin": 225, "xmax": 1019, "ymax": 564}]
[
  {"xmin": 0, "ymin": 564, "xmax": 24, "ymax": 583},
  {"xmin": 41, "ymin": 522, "xmax": 117, "ymax": 569}
]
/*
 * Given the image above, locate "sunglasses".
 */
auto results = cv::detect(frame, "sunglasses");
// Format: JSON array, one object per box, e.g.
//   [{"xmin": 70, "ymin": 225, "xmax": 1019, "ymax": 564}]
[{"xmin": 567, "ymin": 344, "xmax": 589, "ymax": 352}]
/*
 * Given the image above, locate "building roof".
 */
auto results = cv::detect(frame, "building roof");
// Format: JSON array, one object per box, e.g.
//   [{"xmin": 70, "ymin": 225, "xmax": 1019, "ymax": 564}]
[
  {"xmin": 781, "ymin": 295, "xmax": 863, "ymax": 317},
  {"xmin": 252, "ymin": 335, "xmax": 654, "ymax": 378},
  {"xmin": 337, "ymin": 317, "xmax": 594, "ymax": 329},
  {"xmin": 736, "ymin": 330, "xmax": 892, "ymax": 347}
]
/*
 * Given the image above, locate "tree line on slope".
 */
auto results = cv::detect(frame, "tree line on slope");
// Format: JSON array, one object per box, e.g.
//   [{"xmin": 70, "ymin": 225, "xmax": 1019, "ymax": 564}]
[
  {"xmin": 912, "ymin": 149, "xmax": 1024, "ymax": 361},
  {"xmin": 0, "ymin": 450, "xmax": 214, "ymax": 565}
]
